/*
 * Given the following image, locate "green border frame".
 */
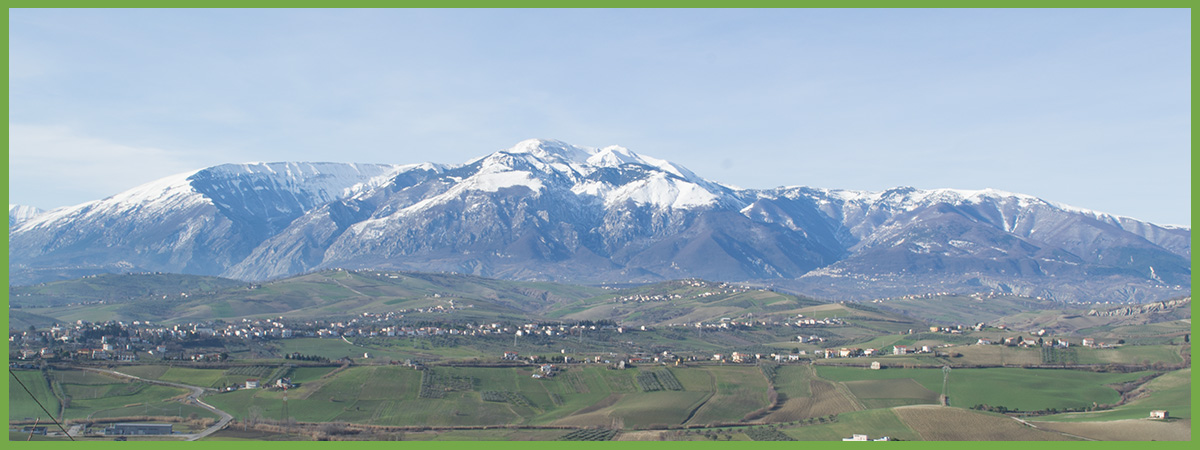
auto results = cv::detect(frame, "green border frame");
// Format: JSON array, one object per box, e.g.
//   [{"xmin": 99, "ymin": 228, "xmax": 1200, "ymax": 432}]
[{"xmin": 1, "ymin": 4, "xmax": 1194, "ymax": 449}]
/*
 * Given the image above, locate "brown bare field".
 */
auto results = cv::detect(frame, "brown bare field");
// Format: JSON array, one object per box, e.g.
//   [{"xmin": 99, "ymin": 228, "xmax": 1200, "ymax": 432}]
[
  {"xmin": 1031, "ymin": 419, "xmax": 1191, "ymax": 441},
  {"xmin": 614, "ymin": 430, "xmax": 667, "ymax": 441},
  {"xmin": 845, "ymin": 378, "xmax": 939, "ymax": 409},
  {"xmin": 762, "ymin": 379, "xmax": 859, "ymax": 422},
  {"xmin": 894, "ymin": 405, "xmax": 1074, "ymax": 441}
]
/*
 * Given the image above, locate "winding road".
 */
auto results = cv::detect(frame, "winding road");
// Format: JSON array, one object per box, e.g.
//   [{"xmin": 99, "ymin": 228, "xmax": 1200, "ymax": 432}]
[{"xmin": 80, "ymin": 367, "xmax": 234, "ymax": 441}]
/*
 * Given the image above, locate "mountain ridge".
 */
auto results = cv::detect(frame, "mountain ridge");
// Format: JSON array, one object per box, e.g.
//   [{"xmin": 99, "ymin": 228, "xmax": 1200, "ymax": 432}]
[{"xmin": 9, "ymin": 139, "xmax": 1189, "ymax": 304}]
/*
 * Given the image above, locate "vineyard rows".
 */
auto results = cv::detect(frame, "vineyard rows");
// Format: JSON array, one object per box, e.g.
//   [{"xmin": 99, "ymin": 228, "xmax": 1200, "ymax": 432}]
[
  {"xmin": 760, "ymin": 364, "xmax": 779, "ymax": 383},
  {"xmin": 636, "ymin": 372, "xmax": 663, "ymax": 391},
  {"xmin": 745, "ymin": 426, "xmax": 796, "ymax": 441},
  {"xmin": 481, "ymin": 390, "xmax": 532, "ymax": 407},
  {"xmin": 558, "ymin": 429, "xmax": 618, "ymax": 441},
  {"xmin": 419, "ymin": 370, "xmax": 476, "ymax": 399},
  {"xmin": 225, "ymin": 366, "xmax": 273, "ymax": 378},
  {"xmin": 636, "ymin": 370, "xmax": 683, "ymax": 392}
]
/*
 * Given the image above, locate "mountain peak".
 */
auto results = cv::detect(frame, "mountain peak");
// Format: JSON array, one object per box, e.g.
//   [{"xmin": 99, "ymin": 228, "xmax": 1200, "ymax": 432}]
[{"xmin": 504, "ymin": 138, "xmax": 593, "ymax": 164}]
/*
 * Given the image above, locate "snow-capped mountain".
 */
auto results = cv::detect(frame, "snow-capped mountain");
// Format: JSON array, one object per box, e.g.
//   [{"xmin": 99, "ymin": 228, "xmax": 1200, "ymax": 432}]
[
  {"xmin": 9, "ymin": 139, "xmax": 1190, "ymax": 303},
  {"xmin": 9, "ymin": 204, "xmax": 45, "ymax": 228},
  {"xmin": 10, "ymin": 162, "xmax": 401, "ymax": 283}
]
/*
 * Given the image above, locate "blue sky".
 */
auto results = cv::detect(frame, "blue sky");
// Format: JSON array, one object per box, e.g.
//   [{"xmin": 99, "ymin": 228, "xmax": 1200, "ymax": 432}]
[{"xmin": 8, "ymin": 8, "xmax": 1191, "ymax": 226}]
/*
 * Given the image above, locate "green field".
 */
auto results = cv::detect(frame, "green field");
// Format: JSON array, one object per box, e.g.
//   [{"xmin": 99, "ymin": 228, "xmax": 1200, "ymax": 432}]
[
  {"xmin": 198, "ymin": 363, "xmax": 774, "ymax": 430},
  {"xmin": 9, "ymin": 368, "xmax": 215, "ymax": 423},
  {"xmin": 815, "ymin": 366, "xmax": 1150, "ymax": 412},
  {"xmin": 9, "ymin": 370, "xmax": 60, "ymax": 422},
  {"xmin": 781, "ymin": 408, "xmax": 921, "ymax": 441},
  {"xmin": 1035, "ymin": 368, "xmax": 1191, "ymax": 422},
  {"xmin": 1073, "ymin": 345, "xmax": 1186, "ymax": 365},
  {"xmin": 686, "ymin": 365, "xmax": 768, "ymax": 425},
  {"xmin": 273, "ymin": 337, "xmax": 492, "ymax": 364}
]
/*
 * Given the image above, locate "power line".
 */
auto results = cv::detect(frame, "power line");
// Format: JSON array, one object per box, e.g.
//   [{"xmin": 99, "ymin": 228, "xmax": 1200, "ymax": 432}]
[{"xmin": 9, "ymin": 369, "xmax": 75, "ymax": 441}]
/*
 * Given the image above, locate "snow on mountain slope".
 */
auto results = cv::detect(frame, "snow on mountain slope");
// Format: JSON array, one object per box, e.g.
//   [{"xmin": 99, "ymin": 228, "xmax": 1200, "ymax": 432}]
[
  {"xmin": 8, "ymin": 204, "xmax": 46, "ymax": 228},
  {"xmin": 14, "ymin": 162, "xmax": 401, "ymax": 233},
  {"xmin": 9, "ymin": 162, "xmax": 403, "ymax": 285},
  {"xmin": 9, "ymin": 139, "xmax": 1190, "ymax": 304},
  {"xmin": 358, "ymin": 139, "xmax": 734, "ymax": 216}
]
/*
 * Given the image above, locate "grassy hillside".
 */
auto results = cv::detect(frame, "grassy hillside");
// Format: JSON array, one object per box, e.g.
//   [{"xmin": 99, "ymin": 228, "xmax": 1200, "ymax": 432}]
[
  {"xmin": 11, "ymin": 271, "xmax": 852, "ymax": 328},
  {"xmin": 9, "ymin": 272, "xmax": 246, "ymax": 307},
  {"xmin": 8, "ymin": 368, "xmax": 217, "ymax": 423},
  {"xmin": 198, "ymin": 364, "xmax": 773, "ymax": 430}
]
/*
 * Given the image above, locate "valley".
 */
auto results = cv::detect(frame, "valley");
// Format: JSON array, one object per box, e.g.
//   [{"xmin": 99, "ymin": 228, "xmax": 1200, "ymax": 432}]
[{"xmin": 8, "ymin": 271, "xmax": 1190, "ymax": 441}]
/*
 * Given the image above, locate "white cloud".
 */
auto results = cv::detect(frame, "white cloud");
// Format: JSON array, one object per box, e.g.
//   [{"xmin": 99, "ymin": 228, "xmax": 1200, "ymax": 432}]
[{"xmin": 8, "ymin": 124, "xmax": 203, "ymax": 209}]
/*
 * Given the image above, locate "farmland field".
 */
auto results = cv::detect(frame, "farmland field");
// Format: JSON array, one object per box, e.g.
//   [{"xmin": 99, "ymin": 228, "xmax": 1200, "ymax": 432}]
[
  {"xmin": 9, "ymin": 370, "xmax": 59, "ymax": 422},
  {"xmin": 1035, "ymin": 367, "xmax": 1191, "ymax": 422},
  {"xmin": 815, "ymin": 366, "xmax": 1149, "ymax": 412},
  {"xmin": 9, "ymin": 368, "xmax": 214, "ymax": 422},
  {"xmin": 843, "ymin": 378, "xmax": 940, "ymax": 409},
  {"xmin": 203, "ymin": 364, "xmax": 764, "ymax": 429},
  {"xmin": 1073, "ymin": 345, "xmax": 1185, "ymax": 365},
  {"xmin": 684, "ymin": 365, "xmax": 768, "ymax": 425},
  {"xmin": 894, "ymin": 405, "xmax": 1074, "ymax": 440},
  {"xmin": 948, "ymin": 344, "xmax": 1043, "ymax": 365},
  {"xmin": 782, "ymin": 408, "xmax": 921, "ymax": 441},
  {"xmin": 1031, "ymin": 418, "xmax": 1190, "ymax": 441}
]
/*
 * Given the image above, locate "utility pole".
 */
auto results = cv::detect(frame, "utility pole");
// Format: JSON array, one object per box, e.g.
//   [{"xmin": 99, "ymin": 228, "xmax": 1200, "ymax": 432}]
[{"xmin": 941, "ymin": 365, "xmax": 951, "ymax": 406}]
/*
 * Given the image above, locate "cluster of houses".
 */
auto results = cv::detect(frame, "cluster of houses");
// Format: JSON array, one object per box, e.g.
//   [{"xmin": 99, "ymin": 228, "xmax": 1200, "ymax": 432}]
[
  {"xmin": 612, "ymin": 293, "xmax": 683, "ymax": 303},
  {"xmin": 217, "ymin": 376, "xmax": 292, "ymax": 393},
  {"xmin": 608, "ymin": 279, "xmax": 756, "ymax": 304},
  {"xmin": 710, "ymin": 351, "xmax": 807, "ymax": 363},
  {"xmin": 531, "ymin": 364, "xmax": 557, "ymax": 378},
  {"xmin": 794, "ymin": 315, "xmax": 845, "ymax": 327},
  {"xmin": 10, "ymin": 314, "xmax": 646, "ymax": 363}
]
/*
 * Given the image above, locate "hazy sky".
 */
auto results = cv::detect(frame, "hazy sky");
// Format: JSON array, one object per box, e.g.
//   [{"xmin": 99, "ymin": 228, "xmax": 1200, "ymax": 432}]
[{"xmin": 8, "ymin": 8, "xmax": 1191, "ymax": 226}]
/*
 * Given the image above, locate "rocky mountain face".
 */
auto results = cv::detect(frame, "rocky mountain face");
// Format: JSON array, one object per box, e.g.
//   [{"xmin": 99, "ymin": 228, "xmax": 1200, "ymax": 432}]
[{"xmin": 9, "ymin": 139, "xmax": 1190, "ymax": 303}]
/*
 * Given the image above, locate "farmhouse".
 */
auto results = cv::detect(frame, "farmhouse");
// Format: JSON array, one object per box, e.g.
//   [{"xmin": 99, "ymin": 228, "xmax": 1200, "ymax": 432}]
[
  {"xmin": 1150, "ymin": 410, "xmax": 1169, "ymax": 419},
  {"xmin": 1082, "ymin": 338, "xmax": 1095, "ymax": 347},
  {"xmin": 245, "ymin": 379, "xmax": 259, "ymax": 389},
  {"xmin": 893, "ymin": 345, "xmax": 908, "ymax": 355}
]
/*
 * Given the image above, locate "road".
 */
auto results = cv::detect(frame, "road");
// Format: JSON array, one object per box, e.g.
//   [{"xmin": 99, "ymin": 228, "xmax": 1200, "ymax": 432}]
[{"xmin": 80, "ymin": 367, "xmax": 234, "ymax": 441}]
